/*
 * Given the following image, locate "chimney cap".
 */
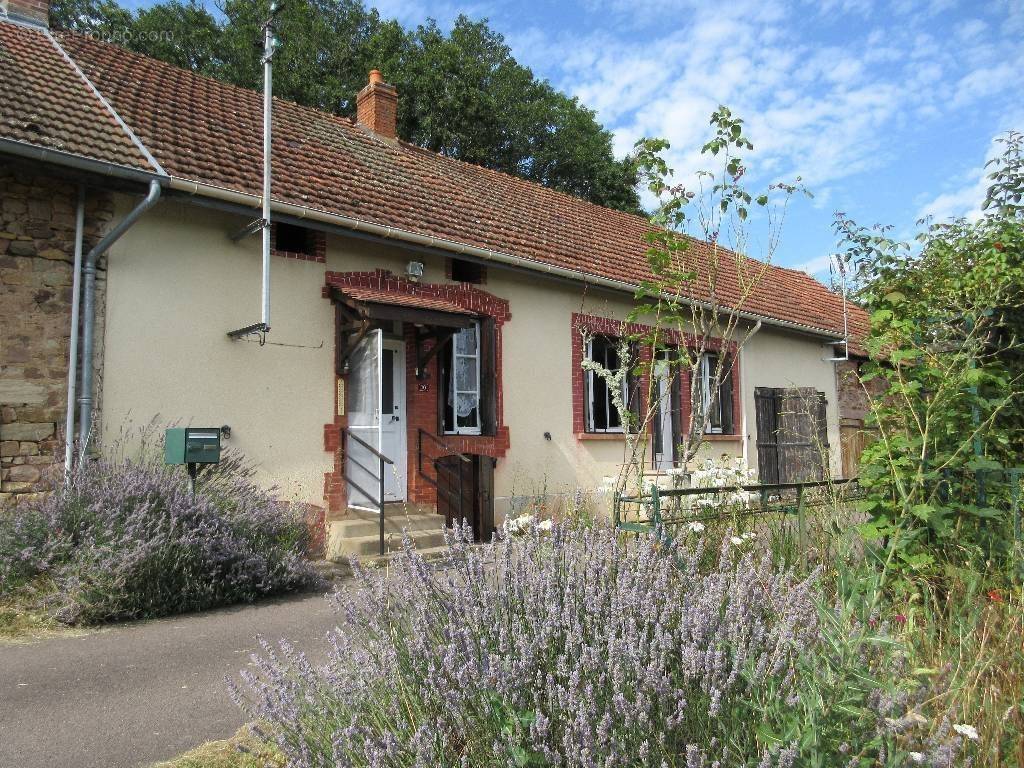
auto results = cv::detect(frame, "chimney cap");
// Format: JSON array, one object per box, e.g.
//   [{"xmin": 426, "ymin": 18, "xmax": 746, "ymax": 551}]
[{"xmin": 356, "ymin": 69, "xmax": 398, "ymax": 139}]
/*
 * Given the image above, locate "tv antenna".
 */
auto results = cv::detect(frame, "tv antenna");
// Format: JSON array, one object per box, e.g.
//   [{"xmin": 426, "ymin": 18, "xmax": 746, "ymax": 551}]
[{"xmin": 228, "ymin": 1, "xmax": 284, "ymax": 342}]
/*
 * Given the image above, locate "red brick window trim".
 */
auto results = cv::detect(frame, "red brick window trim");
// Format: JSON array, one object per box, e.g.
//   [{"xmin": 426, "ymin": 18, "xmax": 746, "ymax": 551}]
[
  {"xmin": 271, "ymin": 222, "xmax": 326, "ymax": 263},
  {"xmin": 571, "ymin": 312, "xmax": 741, "ymax": 440}
]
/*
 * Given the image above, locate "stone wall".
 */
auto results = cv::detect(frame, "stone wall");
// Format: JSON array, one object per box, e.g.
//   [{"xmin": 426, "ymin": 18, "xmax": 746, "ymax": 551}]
[
  {"xmin": 0, "ymin": 159, "xmax": 112, "ymax": 505},
  {"xmin": 836, "ymin": 358, "xmax": 884, "ymax": 423}
]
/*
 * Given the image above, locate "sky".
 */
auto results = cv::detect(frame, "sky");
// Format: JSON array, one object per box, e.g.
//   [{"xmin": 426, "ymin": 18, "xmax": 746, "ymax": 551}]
[{"xmin": 134, "ymin": 0, "xmax": 1023, "ymax": 279}]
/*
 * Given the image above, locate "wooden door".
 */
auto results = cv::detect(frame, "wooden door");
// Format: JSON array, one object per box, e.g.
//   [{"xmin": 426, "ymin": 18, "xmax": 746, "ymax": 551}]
[
  {"xmin": 434, "ymin": 454, "xmax": 495, "ymax": 541},
  {"xmin": 755, "ymin": 388, "xmax": 829, "ymax": 484}
]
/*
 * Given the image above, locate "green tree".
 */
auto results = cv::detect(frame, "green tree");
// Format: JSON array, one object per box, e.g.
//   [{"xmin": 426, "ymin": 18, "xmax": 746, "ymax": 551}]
[
  {"xmin": 51, "ymin": 0, "xmax": 133, "ymax": 38},
  {"xmin": 837, "ymin": 131, "xmax": 1024, "ymax": 578},
  {"xmin": 216, "ymin": 0, "xmax": 405, "ymax": 116},
  {"xmin": 131, "ymin": 1, "xmax": 222, "ymax": 75}
]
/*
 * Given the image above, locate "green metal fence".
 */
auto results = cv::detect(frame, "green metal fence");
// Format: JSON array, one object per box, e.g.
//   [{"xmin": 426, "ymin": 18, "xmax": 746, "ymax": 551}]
[
  {"xmin": 614, "ymin": 472, "xmax": 1024, "ymax": 575},
  {"xmin": 614, "ymin": 481, "xmax": 864, "ymax": 573}
]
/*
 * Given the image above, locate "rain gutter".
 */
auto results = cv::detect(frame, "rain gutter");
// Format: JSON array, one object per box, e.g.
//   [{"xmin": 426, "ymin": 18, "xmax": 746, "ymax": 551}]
[{"xmin": 0, "ymin": 138, "xmax": 845, "ymax": 344}]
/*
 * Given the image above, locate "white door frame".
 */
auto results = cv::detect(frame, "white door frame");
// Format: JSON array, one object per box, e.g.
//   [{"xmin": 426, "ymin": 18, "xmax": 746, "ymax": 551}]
[{"xmin": 380, "ymin": 338, "xmax": 407, "ymax": 502}]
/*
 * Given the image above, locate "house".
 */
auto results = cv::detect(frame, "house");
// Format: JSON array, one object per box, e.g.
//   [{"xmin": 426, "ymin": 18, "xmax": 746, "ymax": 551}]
[{"xmin": 0, "ymin": 0, "xmax": 870, "ymax": 555}]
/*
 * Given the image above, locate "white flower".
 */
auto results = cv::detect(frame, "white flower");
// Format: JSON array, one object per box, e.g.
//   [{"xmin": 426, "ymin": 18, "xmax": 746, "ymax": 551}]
[
  {"xmin": 504, "ymin": 513, "xmax": 536, "ymax": 535},
  {"xmin": 536, "ymin": 519, "xmax": 554, "ymax": 532},
  {"xmin": 952, "ymin": 724, "xmax": 979, "ymax": 741},
  {"xmin": 742, "ymin": 532, "xmax": 757, "ymax": 540},
  {"xmin": 908, "ymin": 753, "xmax": 925, "ymax": 764},
  {"xmin": 686, "ymin": 521, "xmax": 705, "ymax": 533},
  {"xmin": 730, "ymin": 536, "xmax": 744, "ymax": 546}
]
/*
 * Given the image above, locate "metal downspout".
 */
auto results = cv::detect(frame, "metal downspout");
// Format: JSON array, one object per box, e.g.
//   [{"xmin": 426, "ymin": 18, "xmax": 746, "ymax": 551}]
[
  {"xmin": 63, "ymin": 184, "xmax": 86, "ymax": 474},
  {"xmin": 78, "ymin": 180, "xmax": 162, "ymax": 458}
]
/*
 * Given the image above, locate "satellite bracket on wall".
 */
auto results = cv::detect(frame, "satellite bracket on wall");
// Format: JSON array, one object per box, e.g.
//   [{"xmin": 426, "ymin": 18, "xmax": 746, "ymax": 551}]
[
  {"xmin": 230, "ymin": 218, "xmax": 268, "ymax": 242},
  {"xmin": 824, "ymin": 339, "xmax": 849, "ymax": 362},
  {"xmin": 227, "ymin": 322, "xmax": 270, "ymax": 345}
]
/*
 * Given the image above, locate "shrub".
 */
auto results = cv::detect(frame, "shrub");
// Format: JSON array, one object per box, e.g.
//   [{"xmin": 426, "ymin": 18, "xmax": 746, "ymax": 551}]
[
  {"xmin": 0, "ymin": 452, "xmax": 321, "ymax": 625},
  {"xmin": 229, "ymin": 522, "xmax": 968, "ymax": 767}
]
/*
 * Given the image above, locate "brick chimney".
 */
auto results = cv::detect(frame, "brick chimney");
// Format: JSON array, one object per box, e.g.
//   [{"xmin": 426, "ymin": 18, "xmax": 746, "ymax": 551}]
[
  {"xmin": 3, "ymin": 0, "xmax": 50, "ymax": 26},
  {"xmin": 356, "ymin": 70, "xmax": 398, "ymax": 140}
]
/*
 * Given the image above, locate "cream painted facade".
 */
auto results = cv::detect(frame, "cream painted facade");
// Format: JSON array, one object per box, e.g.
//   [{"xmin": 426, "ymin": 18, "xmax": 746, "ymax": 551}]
[{"xmin": 100, "ymin": 195, "xmax": 842, "ymax": 519}]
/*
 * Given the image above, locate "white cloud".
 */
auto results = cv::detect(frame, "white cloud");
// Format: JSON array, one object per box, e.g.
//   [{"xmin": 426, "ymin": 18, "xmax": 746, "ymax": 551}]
[
  {"xmin": 915, "ymin": 136, "xmax": 1002, "ymax": 223},
  {"xmin": 794, "ymin": 252, "xmax": 838, "ymax": 276}
]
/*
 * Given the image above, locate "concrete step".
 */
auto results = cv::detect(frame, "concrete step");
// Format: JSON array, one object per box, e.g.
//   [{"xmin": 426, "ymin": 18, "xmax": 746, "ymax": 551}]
[
  {"xmin": 314, "ymin": 544, "xmax": 451, "ymax": 580},
  {"xmin": 327, "ymin": 520, "xmax": 447, "ymax": 560},
  {"xmin": 332, "ymin": 510, "xmax": 444, "ymax": 539}
]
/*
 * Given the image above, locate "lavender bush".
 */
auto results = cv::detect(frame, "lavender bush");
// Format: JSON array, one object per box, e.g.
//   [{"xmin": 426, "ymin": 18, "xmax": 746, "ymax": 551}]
[
  {"xmin": 230, "ymin": 523, "xmax": 965, "ymax": 767},
  {"xmin": 0, "ymin": 452, "xmax": 320, "ymax": 624}
]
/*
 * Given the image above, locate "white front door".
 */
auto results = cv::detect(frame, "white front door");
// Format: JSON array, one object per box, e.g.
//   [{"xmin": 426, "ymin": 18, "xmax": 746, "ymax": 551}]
[
  {"xmin": 380, "ymin": 338, "xmax": 407, "ymax": 502},
  {"xmin": 653, "ymin": 358, "xmax": 675, "ymax": 471}
]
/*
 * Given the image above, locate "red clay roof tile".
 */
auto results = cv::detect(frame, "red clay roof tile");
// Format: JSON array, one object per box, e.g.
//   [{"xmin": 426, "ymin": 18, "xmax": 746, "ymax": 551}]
[
  {"xmin": 0, "ymin": 22, "xmax": 150, "ymax": 169},
  {"xmin": 1, "ymin": 24, "xmax": 868, "ymax": 351},
  {"xmin": 338, "ymin": 284, "xmax": 475, "ymax": 316}
]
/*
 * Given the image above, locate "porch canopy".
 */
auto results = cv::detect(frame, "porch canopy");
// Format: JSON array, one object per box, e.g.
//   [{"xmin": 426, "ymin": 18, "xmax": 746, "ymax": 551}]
[{"xmin": 329, "ymin": 284, "xmax": 477, "ymax": 378}]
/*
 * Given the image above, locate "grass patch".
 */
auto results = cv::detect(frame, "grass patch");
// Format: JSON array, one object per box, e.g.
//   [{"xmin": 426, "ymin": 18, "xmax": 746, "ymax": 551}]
[
  {"xmin": 0, "ymin": 580, "xmax": 77, "ymax": 642},
  {"xmin": 152, "ymin": 725, "xmax": 282, "ymax": 768}
]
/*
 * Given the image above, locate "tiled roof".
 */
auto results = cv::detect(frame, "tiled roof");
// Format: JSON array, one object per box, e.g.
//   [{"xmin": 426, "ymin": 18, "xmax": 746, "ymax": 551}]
[
  {"xmin": 0, "ymin": 22, "xmax": 867, "ymax": 349},
  {"xmin": 0, "ymin": 22, "xmax": 150, "ymax": 169},
  {"xmin": 337, "ymin": 284, "xmax": 476, "ymax": 316}
]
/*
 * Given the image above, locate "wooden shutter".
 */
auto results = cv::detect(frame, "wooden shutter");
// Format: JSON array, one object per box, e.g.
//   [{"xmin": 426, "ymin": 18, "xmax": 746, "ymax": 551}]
[
  {"xmin": 476, "ymin": 456, "xmax": 495, "ymax": 542},
  {"xmin": 479, "ymin": 317, "xmax": 497, "ymax": 436},
  {"xmin": 754, "ymin": 387, "xmax": 781, "ymax": 484},
  {"xmin": 776, "ymin": 388, "xmax": 829, "ymax": 482},
  {"xmin": 814, "ymin": 391, "xmax": 829, "ymax": 478}
]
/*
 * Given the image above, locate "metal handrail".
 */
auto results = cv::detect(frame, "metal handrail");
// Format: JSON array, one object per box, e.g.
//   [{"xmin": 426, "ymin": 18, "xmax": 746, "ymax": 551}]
[
  {"xmin": 417, "ymin": 428, "xmax": 471, "ymax": 487},
  {"xmin": 346, "ymin": 428, "xmax": 394, "ymax": 465},
  {"xmin": 340, "ymin": 427, "xmax": 393, "ymax": 556}
]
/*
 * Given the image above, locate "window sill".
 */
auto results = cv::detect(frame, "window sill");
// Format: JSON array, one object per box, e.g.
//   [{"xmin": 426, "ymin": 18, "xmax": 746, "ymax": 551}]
[
  {"xmin": 702, "ymin": 434, "xmax": 743, "ymax": 442},
  {"xmin": 577, "ymin": 432, "xmax": 628, "ymax": 441}
]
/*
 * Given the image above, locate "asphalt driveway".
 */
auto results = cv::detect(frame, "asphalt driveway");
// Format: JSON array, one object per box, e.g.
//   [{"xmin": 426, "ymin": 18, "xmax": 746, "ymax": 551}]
[{"xmin": 0, "ymin": 589, "xmax": 341, "ymax": 768}]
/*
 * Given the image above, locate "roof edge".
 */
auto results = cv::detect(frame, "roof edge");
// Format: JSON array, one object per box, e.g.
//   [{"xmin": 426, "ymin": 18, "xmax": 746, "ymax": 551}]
[
  {"xmin": 0, "ymin": 136, "xmax": 165, "ymax": 184},
  {"xmin": 0, "ymin": 135, "xmax": 845, "ymax": 342}
]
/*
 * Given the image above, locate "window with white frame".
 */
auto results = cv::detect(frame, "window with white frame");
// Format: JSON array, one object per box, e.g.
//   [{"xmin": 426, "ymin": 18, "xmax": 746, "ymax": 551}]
[
  {"xmin": 698, "ymin": 352, "xmax": 734, "ymax": 434},
  {"xmin": 443, "ymin": 322, "xmax": 481, "ymax": 434},
  {"xmin": 585, "ymin": 336, "xmax": 629, "ymax": 432}
]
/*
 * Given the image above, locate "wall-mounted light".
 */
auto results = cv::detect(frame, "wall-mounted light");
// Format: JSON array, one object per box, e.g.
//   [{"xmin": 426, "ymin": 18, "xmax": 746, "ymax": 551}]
[
  {"xmin": 220, "ymin": 425, "xmax": 232, "ymax": 440},
  {"xmin": 543, "ymin": 431, "xmax": 552, "ymax": 441},
  {"xmin": 406, "ymin": 261, "xmax": 425, "ymax": 282}
]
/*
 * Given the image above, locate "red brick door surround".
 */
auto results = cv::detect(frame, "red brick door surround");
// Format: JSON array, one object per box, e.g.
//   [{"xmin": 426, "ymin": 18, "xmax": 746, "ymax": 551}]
[{"xmin": 322, "ymin": 270, "xmax": 510, "ymax": 513}]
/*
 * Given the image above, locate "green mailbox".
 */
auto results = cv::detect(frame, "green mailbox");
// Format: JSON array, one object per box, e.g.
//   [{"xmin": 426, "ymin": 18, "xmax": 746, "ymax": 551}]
[{"xmin": 165, "ymin": 427, "xmax": 222, "ymax": 466}]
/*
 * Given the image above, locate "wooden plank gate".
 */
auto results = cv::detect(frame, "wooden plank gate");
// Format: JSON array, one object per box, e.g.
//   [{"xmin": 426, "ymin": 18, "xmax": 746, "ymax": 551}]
[
  {"xmin": 755, "ymin": 387, "xmax": 829, "ymax": 484},
  {"xmin": 434, "ymin": 454, "xmax": 495, "ymax": 542}
]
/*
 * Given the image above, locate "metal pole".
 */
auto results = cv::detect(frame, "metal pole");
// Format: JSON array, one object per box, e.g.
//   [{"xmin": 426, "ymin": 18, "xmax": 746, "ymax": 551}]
[
  {"xmin": 63, "ymin": 184, "xmax": 85, "ymax": 475},
  {"xmin": 796, "ymin": 483, "xmax": 807, "ymax": 570},
  {"xmin": 260, "ymin": 18, "xmax": 274, "ymax": 330},
  {"xmin": 378, "ymin": 456, "xmax": 385, "ymax": 556}
]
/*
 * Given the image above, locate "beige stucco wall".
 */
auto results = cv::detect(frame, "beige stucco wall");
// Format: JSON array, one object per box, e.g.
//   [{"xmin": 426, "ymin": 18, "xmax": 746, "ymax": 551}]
[{"xmin": 101, "ymin": 195, "xmax": 841, "ymax": 517}]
